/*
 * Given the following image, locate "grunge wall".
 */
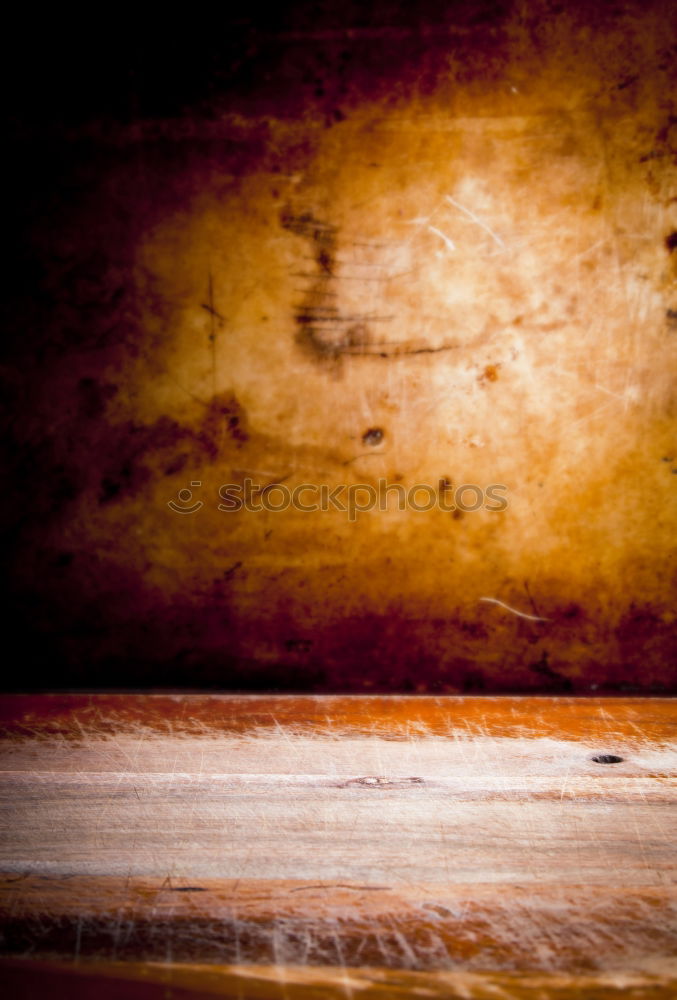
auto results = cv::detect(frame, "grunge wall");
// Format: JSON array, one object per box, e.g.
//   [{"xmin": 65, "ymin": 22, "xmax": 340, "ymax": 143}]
[{"xmin": 2, "ymin": 1, "xmax": 676, "ymax": 691}]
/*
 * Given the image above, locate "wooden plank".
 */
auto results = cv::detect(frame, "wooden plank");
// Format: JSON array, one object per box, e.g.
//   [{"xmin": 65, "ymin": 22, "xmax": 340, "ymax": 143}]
[
  {"xmin": 1, "ymin": 693, "xmax": 676, "ymax": 740},
  {"xmin": 1, "ymin": 957, "xmax": 677, "ymax": 1000},
  {"xmin": 0, "ymin": 695, "xmax": 675, "ymax": 996}
]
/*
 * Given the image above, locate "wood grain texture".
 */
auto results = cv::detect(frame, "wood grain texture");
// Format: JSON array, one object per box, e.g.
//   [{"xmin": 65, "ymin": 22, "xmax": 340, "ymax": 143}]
[
  {"xmin": 1, "ymin": 958, "xmax": 677, "ymax": 1000},
  {"xmin": 0, "ymin": 695, "xmax": 675, "ymax": 997}
]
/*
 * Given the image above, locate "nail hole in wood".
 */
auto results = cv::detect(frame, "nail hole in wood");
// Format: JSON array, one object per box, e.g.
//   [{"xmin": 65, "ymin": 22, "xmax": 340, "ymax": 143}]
[{"xmin": 591, "ymin": 754, "xmax": 624, "ymax": 764}]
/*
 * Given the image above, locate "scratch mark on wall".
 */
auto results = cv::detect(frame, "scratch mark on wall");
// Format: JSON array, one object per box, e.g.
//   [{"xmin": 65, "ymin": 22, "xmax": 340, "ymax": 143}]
[
  {"xmin": 445, "ymin": 194, "xmax": 506, "ymax": 250},
  {"xmin": 479, "ymin": 597, "xmax": 550, "ymax": 622}
]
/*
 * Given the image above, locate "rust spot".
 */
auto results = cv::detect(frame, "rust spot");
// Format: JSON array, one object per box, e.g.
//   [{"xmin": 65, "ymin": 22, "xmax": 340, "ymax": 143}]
[
  {"xmin": 479, "ymin": 364, "xmax": 500, "ymax": 383},
  {"xmin": 362, "ymin": 428, "xmax": 384, "ymax": 446}
]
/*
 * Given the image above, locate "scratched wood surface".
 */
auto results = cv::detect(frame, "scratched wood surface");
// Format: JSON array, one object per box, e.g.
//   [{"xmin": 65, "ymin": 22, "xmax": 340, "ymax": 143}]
[{"xmin": 0, "ymin": 695, "xmax": 675, "ymax": 998}]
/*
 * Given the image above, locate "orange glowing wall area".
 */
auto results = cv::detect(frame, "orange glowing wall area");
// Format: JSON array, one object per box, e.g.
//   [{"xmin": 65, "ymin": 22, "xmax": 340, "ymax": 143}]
[{"xmin": 2, "ymin": 1, "xmax": 676, "ymax": 692}]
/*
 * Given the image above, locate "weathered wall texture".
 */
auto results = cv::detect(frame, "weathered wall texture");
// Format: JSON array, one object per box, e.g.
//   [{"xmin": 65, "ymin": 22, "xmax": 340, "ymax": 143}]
[{"xmin": 2, "ymin": 1, "xmax": 676, "ymax": 691}]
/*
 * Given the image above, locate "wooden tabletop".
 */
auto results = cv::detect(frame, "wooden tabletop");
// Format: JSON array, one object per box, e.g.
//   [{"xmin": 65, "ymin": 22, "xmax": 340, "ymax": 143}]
[{"xmin": 0, "ymin": 695, "xmax": 675, "ymax": 998}]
